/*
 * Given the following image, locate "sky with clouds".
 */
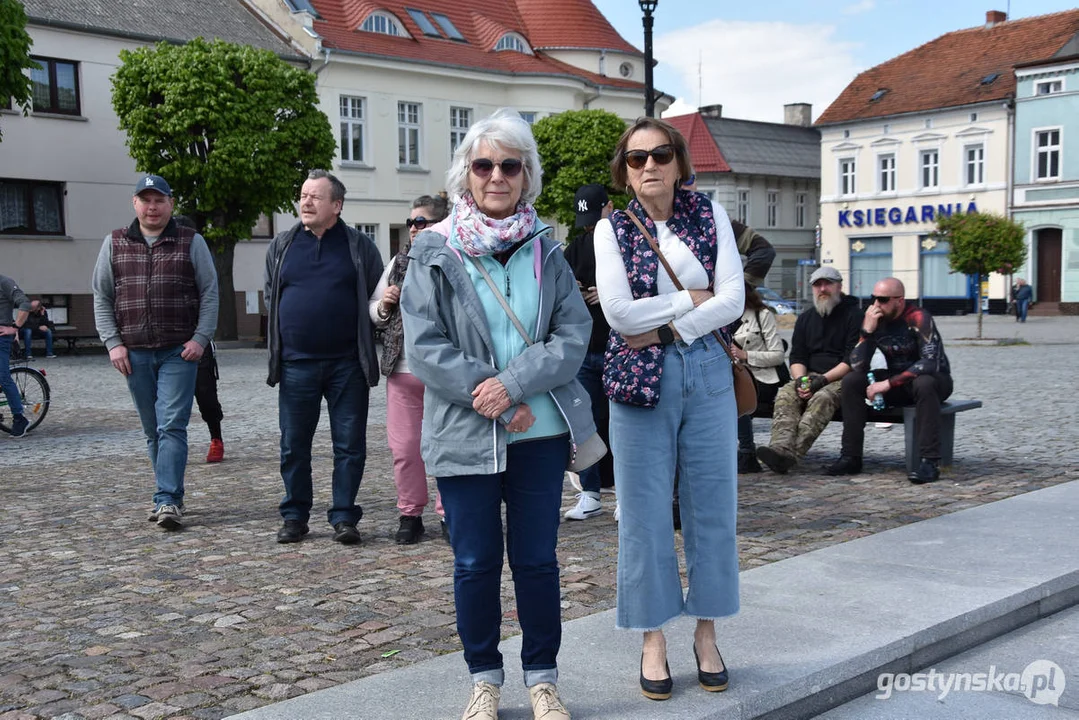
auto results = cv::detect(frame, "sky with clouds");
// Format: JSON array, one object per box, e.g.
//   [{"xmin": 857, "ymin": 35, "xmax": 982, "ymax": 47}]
[{"xmin": 591, "ymin": 0, "xmax": 1079, "ymax": 123}]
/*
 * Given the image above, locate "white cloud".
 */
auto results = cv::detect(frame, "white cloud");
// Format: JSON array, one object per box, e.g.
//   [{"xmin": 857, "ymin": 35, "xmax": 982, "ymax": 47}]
[
  {"xmin": 661, "ymin": 98, "xmax": 698, "ymax": 119},
  {"xmin": 842, "ymin": 0, "xmax": 875, "ymax": 15},
  {"xmin": 655, "ymin": 20, "xmax": 863, "ymax": 123}
]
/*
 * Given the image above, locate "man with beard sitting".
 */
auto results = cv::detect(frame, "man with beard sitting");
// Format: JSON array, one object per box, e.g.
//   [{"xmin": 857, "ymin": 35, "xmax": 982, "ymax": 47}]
[{"xmin": 756, "ymin": 266, "xmax": 862, "ymax": 473}]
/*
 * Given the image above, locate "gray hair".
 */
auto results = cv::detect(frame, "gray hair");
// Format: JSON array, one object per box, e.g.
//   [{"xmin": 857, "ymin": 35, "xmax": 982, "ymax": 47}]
[
  {"xmin": 445, "ymin": 108, "xmax": 543, "ymax": 205},
  {"xmin": 412, "ymin": 194, "xmax": 449, "ymax": 221},
  {"xmin": 307, "ymin": 169, "xmax": 346, "ymax": 203}
]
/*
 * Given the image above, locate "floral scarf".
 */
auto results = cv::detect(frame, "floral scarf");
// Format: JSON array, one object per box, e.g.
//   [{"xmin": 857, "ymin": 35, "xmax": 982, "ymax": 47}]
[{"xmin": 453, "ymin": 193, "xmax": 538, "ymax": 257}]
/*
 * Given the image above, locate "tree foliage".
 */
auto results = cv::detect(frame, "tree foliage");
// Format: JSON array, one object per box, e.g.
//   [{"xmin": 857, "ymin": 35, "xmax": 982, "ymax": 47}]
[
  {"xmin": 532, "ymin": 109, "xmax": 628, "ymax": 228},
  {"xmin": 0, "ymin": 0, "xmax": 39, "ymax": 141},
  {"xmin": 111, "ymin": 37, "xmax": 335, "ymax": 338}
]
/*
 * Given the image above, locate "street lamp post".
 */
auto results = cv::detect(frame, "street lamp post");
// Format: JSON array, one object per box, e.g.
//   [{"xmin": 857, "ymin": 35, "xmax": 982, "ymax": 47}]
[{"xmin": 639, "ymin": 0, "xmax": 657, "ymax": 117}]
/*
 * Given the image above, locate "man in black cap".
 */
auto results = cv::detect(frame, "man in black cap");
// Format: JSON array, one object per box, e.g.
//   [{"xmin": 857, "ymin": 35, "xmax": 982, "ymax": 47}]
[
  {"xmin": 562, "ymin": 184, "xmax": 614, "ymax": 521},
  {"xmin": 91, "ymin": 175, "xmax": 219, "ymax": 530}
]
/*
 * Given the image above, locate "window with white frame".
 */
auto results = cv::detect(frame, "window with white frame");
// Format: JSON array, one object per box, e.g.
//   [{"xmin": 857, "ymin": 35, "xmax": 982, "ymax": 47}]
[
  {"xmin": 339, "ymin": 95, "xmax": 365, "ymax": 163},
  {"xmin": 920, "ymin": 150, "xmax": 939, "ymax": 189},
  {"xmin": 361, "ymin": 11, "xmax": 406, "ymax": 36},
  {"xmin": 964, "ymin": 144, "xmax": 985, "ymax": 185},
  {"xmin": 839, "ymin": 158, "xmax": 856, "ymax": 196},
  {"xmin": 518, "ymin": 111, "xmax": 537, "ymax": 125},
  {"xmin": 1036, "ymin": 80, "xmax": 1063, "ymax": 96},
  {"xmin": 878, "ymin": 154, "xmax": 896, "ymax": 193},
  {"xmin": 398, "ymin": 102, "xmax": 422, "ymax": 167},
  {"xmin": 1035, "ymin": 129, "xmax": 1061, "ymax": 180},
  {"xmin": 357, "ymin": 224, "xmax": 378, "ymax": 241},
  {"xmin": 766, "ymin": 190, "xmax": 778, "ymax": 227},
  {"xmin": 736, "ymin": 188, "xmax": 749, "ymax": 224},
  {"xmin": 795, "ymin": 192, "xmax": 806, "ymax": 228},
  {"xmin": 450, "ymin": 107, "xmax": 471, "ymax": 156},
  {"xmin": 495, "ymin": 33, "xmax": 531, "ymax": 53}
]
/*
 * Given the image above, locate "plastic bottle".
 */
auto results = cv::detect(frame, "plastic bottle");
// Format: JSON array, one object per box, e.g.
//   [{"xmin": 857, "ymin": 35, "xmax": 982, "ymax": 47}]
[
  {"xmin": 866, "ymin": 371, "xmax": 886, "ymax": 411},
  {"xmin": 800, "ymin": 376, "xmax": 811, "ymax": 392}
]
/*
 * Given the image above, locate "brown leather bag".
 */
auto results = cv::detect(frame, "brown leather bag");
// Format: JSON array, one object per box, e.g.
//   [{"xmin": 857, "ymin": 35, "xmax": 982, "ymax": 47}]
[{"xmin": 626, "ymin": 213, "xmax": 758, "ymax": 417}]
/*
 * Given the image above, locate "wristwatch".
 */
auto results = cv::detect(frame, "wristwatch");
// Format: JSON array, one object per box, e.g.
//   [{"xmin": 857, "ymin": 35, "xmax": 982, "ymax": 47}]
[{"xmin": 657, "ymin": 323, "xmax": 675, "ymax": 345}]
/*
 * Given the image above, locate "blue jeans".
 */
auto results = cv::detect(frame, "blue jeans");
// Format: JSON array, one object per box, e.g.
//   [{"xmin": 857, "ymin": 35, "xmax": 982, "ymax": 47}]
[
  {"xmin": 1016, "ymin": 299, "xmax": 1030, "ymax": 322},
  {"xmin": 125, "ymin": 346, "xmax": 199, "ymax": 507},
  {"xmin": 20, "ymin": 327, "xmax": 53, "ymax": 357},
  {"xmin": 278, "ymin": 358, "xmax": 368, "ymax": 526},
  {"xmin": 575, "ymin": 351, "xmax": 610, "ymax": 493},
  {"xmin": 438, "ymin": 435, "xmax": 569, "ymax": 688},
  {"xmin": 0, "ymin": 335, "xmax": 24, "ymax": 416},
  {"xmin": 610, "ymin": 335, "xmax": 740, "ymax": 629}
]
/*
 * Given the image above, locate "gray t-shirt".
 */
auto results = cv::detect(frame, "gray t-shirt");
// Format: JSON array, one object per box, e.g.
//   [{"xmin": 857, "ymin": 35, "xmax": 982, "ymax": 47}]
[{"xmin": 1, "ymin": 274, "xmax": 31, "ymax": 326}]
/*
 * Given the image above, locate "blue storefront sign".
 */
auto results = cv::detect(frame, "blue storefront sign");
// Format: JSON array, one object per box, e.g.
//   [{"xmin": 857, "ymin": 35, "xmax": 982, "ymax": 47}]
[{"xmin": 838, "ymin": 202, "xmax": 979, "ymax": 228}]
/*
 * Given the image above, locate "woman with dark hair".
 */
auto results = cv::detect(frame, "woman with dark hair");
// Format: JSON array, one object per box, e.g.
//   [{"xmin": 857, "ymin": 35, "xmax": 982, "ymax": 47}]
[
  {"xmin": 731, "ymin": 283, "xmax": 788, "ymax": 472},
  {"xmin": 369, "ymin": 195, "xmax": 450, "ymax": 544},
  {"xmin": 595, "ymin": 116, "xmax": 743, "ymax": 700}
]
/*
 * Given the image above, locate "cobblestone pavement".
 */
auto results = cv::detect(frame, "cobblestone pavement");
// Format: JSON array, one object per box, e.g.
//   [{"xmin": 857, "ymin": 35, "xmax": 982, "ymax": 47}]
[{"xmin": 1, "ymin": 316, "xmax": 1076, "ymax": 720}]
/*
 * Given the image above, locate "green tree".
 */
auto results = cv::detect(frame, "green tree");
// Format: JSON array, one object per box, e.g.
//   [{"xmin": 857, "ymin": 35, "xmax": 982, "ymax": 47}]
[
  {"xmin": 933, "ymin": 211, "xmax": 1026, "ymax": 339},
  {"xmin": 111, "ymin": 38, "xmax": 335, "ymax": 339},
  {"xmin": 0, "ymin": 0, "xmax": 40, "ymax": 141},
  {"xmin": 532, "ymin": 109, "xmax": 628, "ymax": 230}
]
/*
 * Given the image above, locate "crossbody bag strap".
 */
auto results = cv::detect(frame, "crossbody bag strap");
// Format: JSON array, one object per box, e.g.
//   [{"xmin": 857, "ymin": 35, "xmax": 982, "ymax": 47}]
[
  {"xmin": 468, "ymin": 255, "xmax": 535, "ymax": 346},
  {"xmin": 624, "ymin": 211, "xmax": 740, "ymax": 366}
]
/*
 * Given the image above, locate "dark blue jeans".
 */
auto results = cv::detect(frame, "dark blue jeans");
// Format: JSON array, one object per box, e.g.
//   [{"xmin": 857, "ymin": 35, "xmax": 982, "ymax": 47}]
[
  {"xmin": 0, "ymin": 335, "xmax": 23, "ymax": 416},
  {"xmin": 278, "ymin": 357, "xmax": 368, "ymax": 526},
  {"xmin": 575, "ymin": 351, "xmax": 613, "ymax": 493},
  {"xmin": 438, "ymin": 435, "xmax": 569, "ymax": 687}
]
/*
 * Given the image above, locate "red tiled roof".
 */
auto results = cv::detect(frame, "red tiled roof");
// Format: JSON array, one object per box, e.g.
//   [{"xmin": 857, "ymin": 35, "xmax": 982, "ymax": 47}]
[
  {"xmin": 817, "ymin": 9, "xmax": 1079, "ymax": 125},
  {"xmin": 515, "ymin": 0, "xmax": 640, "ymax": 55},
  {"xmin": 308, "ymin": 0, "xmax": 644, "ymax": 90},
  {"xmin": 665, "ymin": 113, "xmax": 731, "ymax": 173}
]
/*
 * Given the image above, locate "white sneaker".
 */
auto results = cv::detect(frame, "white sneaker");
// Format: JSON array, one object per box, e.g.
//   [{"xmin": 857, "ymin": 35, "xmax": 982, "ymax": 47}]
[
  {"xmin": 614, "ymin": 502, "xmax": 620, "ymax": 522},
  {"xmin": 462, "ymin": 681, "xmax": 499, "ymax": 720},
  {"xmin": 563, "ymin": 492, "xmax": 602, "ymax": 521},
  {"xmin": 564, "ymin": 471, "xmax": 583, "ymax": 492}
]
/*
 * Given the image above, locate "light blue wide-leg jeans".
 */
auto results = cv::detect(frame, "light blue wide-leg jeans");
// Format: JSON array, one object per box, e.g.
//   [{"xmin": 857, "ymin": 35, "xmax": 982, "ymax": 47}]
[{"xmin": 611, "ymin": 334, "xmax": 740, "ymax": 629}]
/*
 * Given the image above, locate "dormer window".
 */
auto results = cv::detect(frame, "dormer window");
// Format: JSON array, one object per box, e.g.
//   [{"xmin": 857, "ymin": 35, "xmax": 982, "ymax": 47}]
[
  {"xmin": 361, "ymin": 11, "xmax": 408, "ymax": 37},
  {"xmin": 495, "ymin": 32, "xmax": 532, "ymax": 54}
]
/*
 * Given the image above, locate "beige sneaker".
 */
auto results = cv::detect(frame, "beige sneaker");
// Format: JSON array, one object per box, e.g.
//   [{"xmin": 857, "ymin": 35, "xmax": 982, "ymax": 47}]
[
  {"xmin": 529, "ymin": 682, "xmax": 570, "ymax": 720},
  {"xmin": 462, "ymin": 681, "xmax": 499, "ymax": 720}
]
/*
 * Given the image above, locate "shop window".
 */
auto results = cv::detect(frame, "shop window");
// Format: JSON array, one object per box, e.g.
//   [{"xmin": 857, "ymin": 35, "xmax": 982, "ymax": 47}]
[{"xmin": 849, "ymin": 237, "xmax": 892, "ymax": 298}]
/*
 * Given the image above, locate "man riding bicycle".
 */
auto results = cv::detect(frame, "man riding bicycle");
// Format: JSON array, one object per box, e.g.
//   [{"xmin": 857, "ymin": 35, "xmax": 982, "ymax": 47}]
[{"xmin": 1, "ymin": 273, "xmax": 32, "ymax": 437}]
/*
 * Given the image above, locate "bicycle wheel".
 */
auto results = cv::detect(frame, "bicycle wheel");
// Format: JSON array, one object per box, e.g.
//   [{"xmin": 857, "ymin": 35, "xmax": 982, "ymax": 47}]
[{"xmin": 0, "ymin": 367, "xmax": 50, "ymax": 433}]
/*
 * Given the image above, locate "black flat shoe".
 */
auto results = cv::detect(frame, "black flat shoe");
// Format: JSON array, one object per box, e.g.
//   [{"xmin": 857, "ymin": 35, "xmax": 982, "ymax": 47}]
[
  {"xmin": 694, "ymin": 644, "xmax": 729, "ymax": 692},
  {"xmin": 639, "ymin": 654, "xmax": 673, "ymax": 700}
]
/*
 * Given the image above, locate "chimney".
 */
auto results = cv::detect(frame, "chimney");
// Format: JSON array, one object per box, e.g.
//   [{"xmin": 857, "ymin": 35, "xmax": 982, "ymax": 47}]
[
  {"xmin": 986, "ymin": 10, "xmax": 1007, "ymax": 27},
  {"xmin": 784, "ymin": 103, "xmax": 813, "ymax": 127},
  {"xmin": 700, "ymin": 104, "xmax": 722, "ymax": 119}
]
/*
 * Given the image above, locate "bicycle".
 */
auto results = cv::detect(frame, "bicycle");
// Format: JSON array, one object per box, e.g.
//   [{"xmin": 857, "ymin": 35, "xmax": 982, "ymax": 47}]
[{"xmin": 1, "ymin": 350, "xmax": 51, "ymax": 434}]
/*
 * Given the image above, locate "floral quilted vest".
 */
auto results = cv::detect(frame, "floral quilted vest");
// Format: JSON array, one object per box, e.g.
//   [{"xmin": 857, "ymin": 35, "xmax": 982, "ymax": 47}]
[{"xmin": 603, "ymin": 189, "xmax": 718, "ymax": 407}]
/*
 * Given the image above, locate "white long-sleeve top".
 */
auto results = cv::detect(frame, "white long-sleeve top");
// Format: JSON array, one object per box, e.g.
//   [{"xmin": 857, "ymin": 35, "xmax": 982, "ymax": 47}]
[{"xmin": 594, "ymin": 201, "xmax": 745, "ymax": 344}]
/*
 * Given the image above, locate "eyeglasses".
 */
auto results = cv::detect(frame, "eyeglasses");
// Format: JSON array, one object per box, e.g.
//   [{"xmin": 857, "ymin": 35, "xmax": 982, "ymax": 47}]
[
  {"xmin": 871, "ymin": 295, "xmax": 903, "ymax": 304},
  {"xmin": 624, "ymin": 144, "xmax": 676, "ymax": 169},
  {"xmin": 405, "ymin": 217, "xmax": 430, "ymax": 230},
  {"xmin": 470, "ymin": 158, "xmax": 524, "ymax": 178}
]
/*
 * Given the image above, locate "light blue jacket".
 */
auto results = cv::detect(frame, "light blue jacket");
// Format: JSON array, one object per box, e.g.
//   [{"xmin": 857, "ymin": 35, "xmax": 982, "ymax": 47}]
[{"xmin": 400, "ymin": 218, "xmax": 595, "ymax": 477}]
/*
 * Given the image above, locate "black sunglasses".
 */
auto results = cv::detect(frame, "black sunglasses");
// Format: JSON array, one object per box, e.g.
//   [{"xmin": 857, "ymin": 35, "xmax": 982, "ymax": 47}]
[
  {"xmin": 871, "ymin": 295, "xmax": 903, "ymax": 304},
  {"xmin": 470, "ymin": 158, "xmax": 524, "ymax": 178},
  {"xmin": 624, "ymin": 144, "xmax": 676, "ymax": 169},
  {"xmin": 405, "ymin": 216, "xmax": 430, "ymax": 230}
]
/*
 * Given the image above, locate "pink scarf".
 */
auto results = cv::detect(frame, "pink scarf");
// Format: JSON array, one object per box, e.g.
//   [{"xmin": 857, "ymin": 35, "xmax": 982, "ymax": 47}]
[{"xmin": 453, "ymin": 194, "xmax": 538, "ymax": 257}]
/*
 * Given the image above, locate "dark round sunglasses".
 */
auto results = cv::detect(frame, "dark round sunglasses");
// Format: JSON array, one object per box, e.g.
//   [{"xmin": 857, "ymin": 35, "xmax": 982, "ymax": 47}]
[
  {"xmin": 624, "ymin": 144, "xmax": 676, "ymax": 169},
  {"xmin": 405, "ymin": 216, "xmax": 430, "ymax": 229},
  {"xmin": 470, "ymin": 158, "xmax": 524, "ymax": 178}
]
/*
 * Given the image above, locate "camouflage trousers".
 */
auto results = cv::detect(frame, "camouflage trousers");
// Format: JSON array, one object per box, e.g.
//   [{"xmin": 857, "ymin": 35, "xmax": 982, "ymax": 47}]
[{"xmin": 767, "ymin": 379, "xmax": 842, "ymax": 459}]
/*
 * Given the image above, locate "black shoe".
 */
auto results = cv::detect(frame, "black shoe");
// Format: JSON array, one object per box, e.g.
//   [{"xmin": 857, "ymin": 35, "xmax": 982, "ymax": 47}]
[
  {"xmin": 757, "ymin": 445, "xmax": 796, "ymax": 474},
  {"xmin": 9, "ymin": 414, "xmax": 29, "ymax": 438},
  {"xmin": 276, "ymin": 519, "xmax": 309, "ymax": 544},
  {"xmin": 395, "ymin": 515, "xmax": 425, "ymax": 545},
  {"xmin": 332, "ymin": 521, "xmax": 362, "ymax": 545},
  {"xmin": 639, "ymin": 655, "xmax": 672, "ymax": 701},
  {"xmin": 694, "ymin": 644, "xmax": 729, "ymax": 692},
  {"xmin": 824, "ymin": 455, "xmax": 863, "ymax": 476},
  {"xmin": 440, "ymin": 518, "xmax": 450, "ymax": 544},
  {"xmin": 909, "ymin": 458, "xmax": 940, "ymax": 485},
  {"xmin": 737, "ymin": 451, "xmax": 762, "ymax": 474}
]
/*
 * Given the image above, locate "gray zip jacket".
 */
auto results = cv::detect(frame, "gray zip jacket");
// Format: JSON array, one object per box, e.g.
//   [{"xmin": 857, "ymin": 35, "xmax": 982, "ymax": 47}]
[{"xmin": 400, "ymin": 225, "xmax": 595, "ymax": 477}]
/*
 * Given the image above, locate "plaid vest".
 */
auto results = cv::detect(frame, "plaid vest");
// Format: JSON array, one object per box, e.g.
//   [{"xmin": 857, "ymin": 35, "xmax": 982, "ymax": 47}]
[{"xmin": 111, "ymin": 220, "xmax": 200, "ymax": 349}]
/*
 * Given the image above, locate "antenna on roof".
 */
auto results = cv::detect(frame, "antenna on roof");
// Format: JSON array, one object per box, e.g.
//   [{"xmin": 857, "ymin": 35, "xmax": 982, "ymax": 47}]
[{"xmin": 697, "ymin": 50, "xmax": 702, "ymax": 109}]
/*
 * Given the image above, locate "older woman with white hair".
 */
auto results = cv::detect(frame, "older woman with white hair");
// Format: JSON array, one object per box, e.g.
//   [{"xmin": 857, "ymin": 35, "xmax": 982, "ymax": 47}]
[{"xmin": 400, "ymin": 109, "xmax": 594, "ymax": 720}]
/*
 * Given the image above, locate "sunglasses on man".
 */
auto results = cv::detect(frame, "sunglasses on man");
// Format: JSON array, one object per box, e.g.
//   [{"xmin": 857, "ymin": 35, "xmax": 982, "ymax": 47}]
[
  {"xmin": 871, "ymin": 295, "xmax": 903, "ymax": 304},
  {"xmin": 623, "ymin": 144, "xmax": 676, "ymax": 169},
  {"xmin": 470, "ymin": 158, "xmax": 524, "ymax": 179},
  {"xmin": 405, "ymin": 217, "xmax": 431, "ymax": 230}
]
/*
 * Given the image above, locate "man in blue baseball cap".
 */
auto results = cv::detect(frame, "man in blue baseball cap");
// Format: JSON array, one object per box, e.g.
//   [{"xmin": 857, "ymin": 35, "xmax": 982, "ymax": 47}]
[{"xmin": 91, "ymin": 174, "xmax": 219, "ymax": 530}]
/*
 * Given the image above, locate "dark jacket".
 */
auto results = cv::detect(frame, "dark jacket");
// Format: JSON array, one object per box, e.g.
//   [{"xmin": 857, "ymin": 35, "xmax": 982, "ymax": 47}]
[
  {"xmin": 789, "ymin": 294, "xmax": 863, "ymax": 374},
  {"xmin": 850, "ymin": 302, "xmax": 950, "ymax": 387},
  {"xmin": 26, "ymin": 306, "xmax": 54, "ymax": 334},
  {"xmin": 264, "ymin": 219, "xmax": 384, "ymax": 387},
  {"xmin": 562, "ymin": 227, "xmax": 610, "ymax": 354}
]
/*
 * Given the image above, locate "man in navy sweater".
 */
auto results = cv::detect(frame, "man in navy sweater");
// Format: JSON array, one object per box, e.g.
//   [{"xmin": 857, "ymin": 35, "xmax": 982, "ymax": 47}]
[{"xmin": 264, "ymin": 170, "xmax": 384, "ymax": 545}]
